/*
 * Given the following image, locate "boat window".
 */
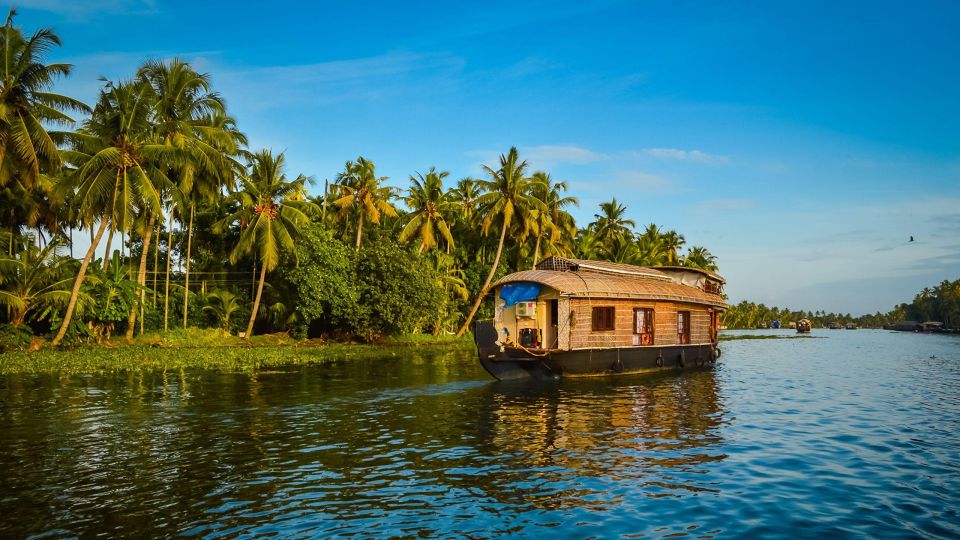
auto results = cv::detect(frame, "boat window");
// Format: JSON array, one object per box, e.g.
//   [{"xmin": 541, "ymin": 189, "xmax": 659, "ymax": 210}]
[
  {"xmin": 592, "ymin": 307, "xmax": 615, "ymax": 331},
  {"xmin": 677, "ymin": 311, "xmax": 691, "ymax": 344},
  {"xmin": 634, "ymin": 308, "xmax": 654, "ymax": 345}
]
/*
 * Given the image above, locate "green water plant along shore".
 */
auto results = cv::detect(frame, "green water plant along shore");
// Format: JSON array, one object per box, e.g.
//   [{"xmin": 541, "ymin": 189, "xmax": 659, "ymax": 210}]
[
  {"xmin": 0, "ymin": 329, "xmax": 475, "ymax": 375},
  {"xmin": 719, "ymin": 333, "xmax": 821, "ymax": 341}
]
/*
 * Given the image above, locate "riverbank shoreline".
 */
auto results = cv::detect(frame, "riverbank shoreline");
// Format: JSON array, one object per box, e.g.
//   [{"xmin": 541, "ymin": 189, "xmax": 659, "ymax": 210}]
[{"xmin": 0, "ymin": 331, "xmax": 475, "ymax": 375}]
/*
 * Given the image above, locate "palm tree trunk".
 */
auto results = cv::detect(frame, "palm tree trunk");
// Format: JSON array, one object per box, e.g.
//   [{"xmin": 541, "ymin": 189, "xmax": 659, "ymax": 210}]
[
  {"xmin": 244, "ymin": 263, "xmax": 268, "ymax": 339},
  {"xmin": 52, "ymin": 217, "xmax": 109, "ymax": 347},
  {"xmin": 101, "ymin": 225, "xmax": 114, "ymax": 271},
  {"xmin": 457, "ymin": 218, "xmax": 509, "ymax": 337},
  {"xmin": 182, "ymin": 204, "xmax": 194, "ymax": 328},
  {"xmin": 355, "ymin": 212, "xmax": 364, "ymax": 251},
  {"xmin": 532, "ymin": 230, "xmax": 542, "ymax": 270},
  {"xmin": 125, "ymin": 212, "xmax": 156, "ymax": 341},
  {"xmin": 152, "ymin": 219, "xmax": 160, "ymax": 305},
  {"xmin": 163, "ymin": 208, "xmax": 174, "ymax": 331}
]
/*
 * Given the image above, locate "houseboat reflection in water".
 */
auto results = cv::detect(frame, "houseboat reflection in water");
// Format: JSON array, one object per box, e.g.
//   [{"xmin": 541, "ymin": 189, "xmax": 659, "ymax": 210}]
[{"xmin": 473, "ymin": 370, "xmax": 726, "ymax": 509}]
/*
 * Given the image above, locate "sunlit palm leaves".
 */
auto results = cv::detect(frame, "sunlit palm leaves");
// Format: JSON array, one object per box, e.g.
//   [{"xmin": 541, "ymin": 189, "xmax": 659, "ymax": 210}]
[
  {"xmin": 458, "ymin": 147, "xmax": 545, "ymax": 336},
  {"xmin": 334, "ymin": 157, "xmax": 398, "ymax": 251},
  {"xmin": 217, "ymin": 150, "xmax": 318, "ymax": 337},
  {"xmin": 399, "ymin": 167, "xmax": 455, "ymax": 253}
]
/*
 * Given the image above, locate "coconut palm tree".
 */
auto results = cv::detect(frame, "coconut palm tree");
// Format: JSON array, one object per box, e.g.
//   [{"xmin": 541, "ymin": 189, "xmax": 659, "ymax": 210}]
[
  {"xmin": 137, "ymin": 59, "xmax": 246, "ymax": 331},
  {"xmin": 333, "ymin": 157, "xmax": 397, "ymax": 251},
  {"xmin": 660, "ymin": 229, "xmax": 686, "ymax": 265},
  {"xmin": 0, "ymin": 10, "xmax": 89, "ymax": 191},
  {"xmin": 51, "ymin": 79, "xmax": 170, "ymax": 347},
  {"xmin": 634, "ymin": 233, "xmax": 669, "ymax": 266},
  {"xmin": 450, "ymin": 177, "xmax": 480, "ymax": 222},
  {"xmin": 0, "ymin": 237, "xmax": 79, "ymax": 327},
  {"xmin": 399, "ymin": 167, "xmax": 455, "ymax": 253},
  {"xmin": 590, "ymin": 197, "xmax": 635, "ymax": 249},
  {"xmin": 529, "ymin": 172, "xmax": 578, "ymax": 267},
  {"xmin": 684, "ymin": 246, "xmax": 719, "ymax": 271},
  {"xmin": 457, "ymin": 147, "xmax": 544, "ymax": 336},
  {"xmin": 216, "ymin": 150, "xmax": 317, "ymax": 338},
  {"xmin": 202, "ymin": 289, "xmax": 242, "ymax": 335}
]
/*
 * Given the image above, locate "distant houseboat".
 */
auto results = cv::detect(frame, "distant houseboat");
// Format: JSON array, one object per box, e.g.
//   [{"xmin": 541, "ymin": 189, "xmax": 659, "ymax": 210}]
[
  {"xmin": 845, "ymin": 322, "xmax": 858, "ymax": 330},
  {"xmin": 473, "ymin": 257, "xmax": 727, "ymax": 381},
  {"xmin": 828, "ymin": 321, "xmax": 843, "ymax": 329},
  {"xmin": 797, "ymin": 319, "xmax": 812, "ymax": 333}
]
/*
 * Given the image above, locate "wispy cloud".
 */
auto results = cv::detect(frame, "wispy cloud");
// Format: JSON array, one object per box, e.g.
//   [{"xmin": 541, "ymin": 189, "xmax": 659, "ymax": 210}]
[
  {"xmin": 214, "ymin": 51, "xmax": 465, "ymax": 111},
  {"xmin": 526, "ymin": 145, "xmax": 606, "ymax": 167},
  {"xmin": 643, "ymin": 147, "xmax": 730, "ymax": 165},
  {"xmin": 614, "ymin": 170, "xmax": 669, "ymax": 191},
  {"xmin": 464, "ymin": 144, "xmax": 606, "ymax": 175}
]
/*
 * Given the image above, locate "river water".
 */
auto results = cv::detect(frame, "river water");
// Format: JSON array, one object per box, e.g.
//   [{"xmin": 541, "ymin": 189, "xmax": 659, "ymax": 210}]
[{"xmin": 1, "ymin": 329, "xmax": 958, "ymax": 538}]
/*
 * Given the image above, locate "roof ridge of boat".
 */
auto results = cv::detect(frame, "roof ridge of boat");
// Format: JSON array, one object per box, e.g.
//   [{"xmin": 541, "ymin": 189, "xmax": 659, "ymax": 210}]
[{"xmin": 536, "ymin": 256, "xmax": 669, "ymax": 278}]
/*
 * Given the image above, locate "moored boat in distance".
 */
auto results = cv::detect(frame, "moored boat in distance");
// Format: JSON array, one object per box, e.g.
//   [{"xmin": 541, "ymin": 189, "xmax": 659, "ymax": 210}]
[
  {"xmin": 845, "ymin": 322, "xmax": 858, "ymax": 330},
  {"xmin": 797, "ymin": 319, "xmax": 812, "ymax": 333},
  {"xmin": 473, "ymin": 256, "xmax": 726, "ymax": 381},
  {"xmin": 828, "ymin": 321, "xmax": 843, "ymax": 329}
]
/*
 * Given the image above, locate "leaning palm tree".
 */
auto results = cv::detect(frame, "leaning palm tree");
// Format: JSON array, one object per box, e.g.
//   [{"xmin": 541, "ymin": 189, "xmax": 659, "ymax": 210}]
[
  {"xmin": 457, "ymin": 147, "xmax": 544, "ymax": 336},
  {"xmin": 51, "ymin": 79, "xmax": 169, "ymax": 347},
  {"xmin": 399, "ymin": 167, "xmax": 455, "ymax": 253},
  {"xmin": 333, "ymin": 157, "xmax": 397, "ymax": 251},
  {"xmin": 216, "ymin": 150, "xmax": 317, "ymax": 339},
  {"xmin": 0, "ymin": 10, "xmax": 89, "ymax": 191}
]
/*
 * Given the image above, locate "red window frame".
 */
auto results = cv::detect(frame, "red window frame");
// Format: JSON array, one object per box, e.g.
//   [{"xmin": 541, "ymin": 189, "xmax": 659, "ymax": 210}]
[
  {"xmin": 677, "ymin": 311, "xmax": 691, "ymax": 344},
  {"xmin": 633, "ymin": 308, "xmax": 655, "ymax": 345}
]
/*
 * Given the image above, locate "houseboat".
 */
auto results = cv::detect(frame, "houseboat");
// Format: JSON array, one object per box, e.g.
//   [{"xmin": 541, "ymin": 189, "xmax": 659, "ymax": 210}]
[
  {"xmin": 796, "ymin": 319, "xmax": 812, "ymax": 333},
  {"xmin": 473, "ymin": 257, "xmax": 727, "ymax": 381}
]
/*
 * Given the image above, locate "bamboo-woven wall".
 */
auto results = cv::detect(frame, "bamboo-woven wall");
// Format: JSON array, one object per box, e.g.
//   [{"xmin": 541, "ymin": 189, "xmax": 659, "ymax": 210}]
[{"xmin": 567, "ymin": 298, "xmax": 714, "ymax": 349}]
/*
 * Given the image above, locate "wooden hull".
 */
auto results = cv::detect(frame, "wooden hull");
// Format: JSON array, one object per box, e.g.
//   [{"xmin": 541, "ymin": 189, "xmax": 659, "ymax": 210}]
[{"xmin": 475, "ymin": 320, "xmax": 718, "ymax": 381}]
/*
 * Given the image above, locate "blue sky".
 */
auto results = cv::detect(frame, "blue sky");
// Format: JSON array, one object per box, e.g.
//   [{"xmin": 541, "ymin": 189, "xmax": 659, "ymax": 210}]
[{"xmin": 17, "ymin": 0, "xmax": 960, "ymax": 314}]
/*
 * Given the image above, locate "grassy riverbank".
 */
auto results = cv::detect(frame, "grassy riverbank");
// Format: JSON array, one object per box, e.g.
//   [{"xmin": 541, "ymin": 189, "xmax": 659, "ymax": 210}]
[{"xmin": 0, "ymin": 329, "xmax": 475, "ymax": 375}]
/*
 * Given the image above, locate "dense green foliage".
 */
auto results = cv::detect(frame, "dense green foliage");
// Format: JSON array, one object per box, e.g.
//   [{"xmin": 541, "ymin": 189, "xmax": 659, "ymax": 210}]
[
  {"xmin": 724, "ymin": 278, "xmax": 960, "ymax": 329},
  {"xmin": 0, "ymin": 13, "xmax": 729, "ymax": 348}
]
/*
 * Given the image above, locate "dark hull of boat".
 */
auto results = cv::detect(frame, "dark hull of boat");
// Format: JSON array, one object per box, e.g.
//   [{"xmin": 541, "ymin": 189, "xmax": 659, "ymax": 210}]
[
  {"xmin": 474, "ymin": 321, "xmax": 718, "ymax": 381},
  {"xmin": 479, "ymin": 345, "xmax": 719, "ymax": 381}
]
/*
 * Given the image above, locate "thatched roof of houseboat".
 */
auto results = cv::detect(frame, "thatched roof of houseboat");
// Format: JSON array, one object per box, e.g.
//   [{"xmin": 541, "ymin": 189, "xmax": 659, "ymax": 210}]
[{"xmin": 494, "ymin": 267, "xmax": 727, "ymax": 309}]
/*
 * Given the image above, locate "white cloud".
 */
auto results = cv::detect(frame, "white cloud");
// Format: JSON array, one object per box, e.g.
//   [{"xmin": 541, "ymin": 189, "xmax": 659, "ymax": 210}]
[
  {"xmin": 614, "ymin": 170, "xmax": 669, "ymax": 191},
  {"xmin": 643, "ymin": 147, "xmax": 730, "ymax": 165},
  {"xmin": 525, "ymin": 145, "xmax": 606, "ymax": 166}
]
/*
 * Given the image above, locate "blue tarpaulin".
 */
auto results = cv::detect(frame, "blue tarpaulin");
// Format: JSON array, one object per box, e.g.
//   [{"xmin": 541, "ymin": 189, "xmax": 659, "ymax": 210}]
[{"xmin": 500, "ymin": 282, "xmax": 541, "ymax": 307}]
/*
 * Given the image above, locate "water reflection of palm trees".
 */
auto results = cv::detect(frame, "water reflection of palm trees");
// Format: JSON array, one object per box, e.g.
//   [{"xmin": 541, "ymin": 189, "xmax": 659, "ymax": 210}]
[{"xmin": 475, "ymin": 371, "xmax": 726, "ymax": 509}]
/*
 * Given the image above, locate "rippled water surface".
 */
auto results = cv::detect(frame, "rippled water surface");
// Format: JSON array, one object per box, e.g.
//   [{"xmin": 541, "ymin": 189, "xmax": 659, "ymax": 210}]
[{"xmin": 2, "ymin": 330, "xmax": 959, "ymax": 538}]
